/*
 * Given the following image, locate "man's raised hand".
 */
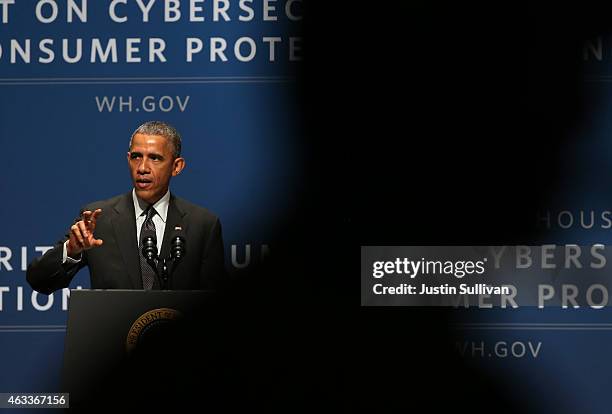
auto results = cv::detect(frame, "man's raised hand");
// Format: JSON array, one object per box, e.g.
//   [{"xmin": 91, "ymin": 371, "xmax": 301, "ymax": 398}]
[{"xmin": 67, "ymin": 209, "xmax": 104, "ymax": 257}]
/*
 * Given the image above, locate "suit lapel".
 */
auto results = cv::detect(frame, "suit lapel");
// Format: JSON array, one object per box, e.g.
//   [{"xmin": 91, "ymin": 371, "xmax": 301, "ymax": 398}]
[{"xmin": 111, "ymin": 192, "xmax": 142, "ymax": 289}]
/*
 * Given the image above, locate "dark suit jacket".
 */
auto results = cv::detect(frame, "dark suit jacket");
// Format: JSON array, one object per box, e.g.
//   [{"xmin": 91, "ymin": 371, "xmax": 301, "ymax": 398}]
[{"xmin": 27, "ymin": 192, "xmax": 225, "ymax": 294}]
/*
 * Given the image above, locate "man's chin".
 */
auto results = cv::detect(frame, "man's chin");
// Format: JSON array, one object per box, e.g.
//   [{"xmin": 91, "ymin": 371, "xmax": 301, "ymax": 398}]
[{"xmin": 134, "ymin": 187, "xmax": 158, "ymax": 204}]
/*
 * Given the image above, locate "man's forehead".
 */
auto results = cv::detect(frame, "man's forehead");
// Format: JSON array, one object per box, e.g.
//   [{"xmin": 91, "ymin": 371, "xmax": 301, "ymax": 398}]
[{"xmin": 130, "ymin": 133, "xmax": 171, "ymax": 151}]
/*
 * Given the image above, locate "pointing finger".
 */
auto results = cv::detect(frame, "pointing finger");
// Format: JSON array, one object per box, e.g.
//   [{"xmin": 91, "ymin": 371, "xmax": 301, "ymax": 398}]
[{"xmin": 90, "ymin": 209, "xmax": 102, "ymax": 226}]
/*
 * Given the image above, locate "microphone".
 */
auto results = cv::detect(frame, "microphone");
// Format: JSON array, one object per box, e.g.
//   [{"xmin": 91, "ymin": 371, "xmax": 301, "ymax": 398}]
[
  {"xmin": 141, "ymin": 229, "xmax": 158, "ymax": 261},
  {"xmin": 170, "ymin": 235, "xmax": 186, "ymax": 261},
  {"xmin": 158, "ymin": 228, "xmax": 185, "ymax": 290}
]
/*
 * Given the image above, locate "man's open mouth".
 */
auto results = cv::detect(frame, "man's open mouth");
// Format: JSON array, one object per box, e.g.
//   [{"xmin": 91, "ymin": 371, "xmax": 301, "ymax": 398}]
[{"xmin": 136, "ymin": 179, "xmax": 152, "ymax": 189}]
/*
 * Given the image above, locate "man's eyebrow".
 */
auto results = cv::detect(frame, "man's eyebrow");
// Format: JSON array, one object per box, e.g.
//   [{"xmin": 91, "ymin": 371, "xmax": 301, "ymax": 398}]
[{"xmin": 129, "ymin": 151, "xmax": 164, "ymax": 159}]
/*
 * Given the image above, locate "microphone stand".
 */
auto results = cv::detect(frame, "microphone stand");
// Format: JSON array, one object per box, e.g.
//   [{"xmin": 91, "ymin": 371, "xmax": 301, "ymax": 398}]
[
  {"xmin": 163, "ymin": 236, "xmax": 186, "ymax": 290},
  {"xmin": 159, "ymin": 260, "xmax": 170, "ymax": 290}
]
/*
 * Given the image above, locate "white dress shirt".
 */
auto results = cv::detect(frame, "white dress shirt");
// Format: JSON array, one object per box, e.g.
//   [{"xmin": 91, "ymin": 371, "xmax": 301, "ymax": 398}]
[{"xmin": 132, "ymin": 188, "xmax": 170, "ymax": 254}]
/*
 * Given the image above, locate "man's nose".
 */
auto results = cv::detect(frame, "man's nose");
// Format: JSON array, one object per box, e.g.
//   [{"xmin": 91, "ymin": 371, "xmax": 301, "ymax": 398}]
[{"xmin": 137, "ymin": 158, "xmax": 150, "ymax": 174}]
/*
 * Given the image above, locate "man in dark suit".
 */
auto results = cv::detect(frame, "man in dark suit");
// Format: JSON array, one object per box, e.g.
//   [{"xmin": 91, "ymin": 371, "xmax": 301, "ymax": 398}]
[{"xmin": 27, "ymin": 121, "xmax": 225, "ymax": 294}]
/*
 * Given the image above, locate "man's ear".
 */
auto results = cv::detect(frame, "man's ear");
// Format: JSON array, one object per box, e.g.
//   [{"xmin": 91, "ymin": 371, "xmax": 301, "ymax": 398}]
[{"xmin": 173, "ymin": 157, "xmax": 186, "ymax": 176}]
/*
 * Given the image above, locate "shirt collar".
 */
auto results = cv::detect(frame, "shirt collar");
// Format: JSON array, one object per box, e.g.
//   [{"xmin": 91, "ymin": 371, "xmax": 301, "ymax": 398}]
[{"xmin": 132, "ymin": 189, "xmax": 170, "ymax": 224}]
